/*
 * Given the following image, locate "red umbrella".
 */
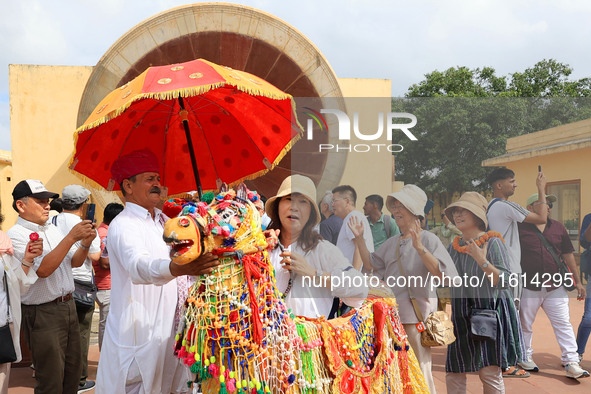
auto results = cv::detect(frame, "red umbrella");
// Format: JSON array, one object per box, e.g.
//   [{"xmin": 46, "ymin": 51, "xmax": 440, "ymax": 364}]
[{"xmin": 69, "ymin": 58, "xmax": 302, "ymax": 196}]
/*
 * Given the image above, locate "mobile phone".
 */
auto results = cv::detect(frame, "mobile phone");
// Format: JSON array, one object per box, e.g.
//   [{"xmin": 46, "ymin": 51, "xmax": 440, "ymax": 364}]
[
  {"xmin": 538, "ymin": 165, "xmax": 542, "ymax": 172},
  {"xmin": 85, "ymin": 203, "xmax": 96, "ymax": 223}
]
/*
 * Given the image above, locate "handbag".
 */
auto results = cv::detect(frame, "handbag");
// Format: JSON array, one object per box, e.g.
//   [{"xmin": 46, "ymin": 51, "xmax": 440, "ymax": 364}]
[
  {"xmin": 73, "ymin": 277, "xmax": 98, "ymax": 310},
  {"xmin": 470, "ymin": 308, "xmax": 498, "ymax": 341},
  {"xmin": 533, "ymin": 228, "xmax": 576, "ymax": 291},
  {"xmin": 396, "ymin": 240, "xmax": 456, "ymax": 347},
  {"xmin": 1, "ymin": 271, "xmax": 17, "ymax": 363}
]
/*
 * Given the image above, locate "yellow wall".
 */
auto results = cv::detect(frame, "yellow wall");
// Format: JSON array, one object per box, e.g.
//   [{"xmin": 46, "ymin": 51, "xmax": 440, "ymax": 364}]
[
  {"xmin": 337, "ymin": 78, "xmax": 394, "ymax": 212},
  {"xmin": 0, "ymin": 150, "xmax": 13, "ymax": 230},
  {"xmin": 7, "ymin": 65, "xmax": 118, "ymax": 227},
  {"xmin": 483, "ymin": 118, "xmax": 591, "ymax": 242},
  {"xmin": 494, "ymin": 147, "xmax": 591, "ymax": 223}
]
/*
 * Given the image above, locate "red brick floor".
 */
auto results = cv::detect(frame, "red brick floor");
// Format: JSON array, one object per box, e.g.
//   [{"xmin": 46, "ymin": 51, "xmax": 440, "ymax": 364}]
[{"xmin": 8, "ymin": 295, "xmax": 591, "ymax": 393}]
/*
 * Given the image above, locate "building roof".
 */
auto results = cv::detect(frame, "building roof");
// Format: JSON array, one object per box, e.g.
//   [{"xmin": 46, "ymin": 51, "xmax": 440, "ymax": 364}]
[
  {"xmin": 0, "ymin": 149, "xmax": 11, "ymax": 165},
  {"xmin": 482, "ymin": 118, "xmax": 591, "ymax": 166}
]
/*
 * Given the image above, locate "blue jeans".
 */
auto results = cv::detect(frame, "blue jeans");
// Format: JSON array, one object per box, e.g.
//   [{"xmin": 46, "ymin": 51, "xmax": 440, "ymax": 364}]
[{"xmin": 576, "ymin": 279, "xmax": 591, "ymax": 354}]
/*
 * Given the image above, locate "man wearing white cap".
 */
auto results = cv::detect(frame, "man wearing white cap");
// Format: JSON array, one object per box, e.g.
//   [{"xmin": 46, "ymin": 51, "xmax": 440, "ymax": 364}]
[
  {"xmin": 53, "ymin": 185, "xmax": 101, "ymax": 392},
  {"xmin": 517, "ymin": 193, "xmax": 588, "ymax": 379}
]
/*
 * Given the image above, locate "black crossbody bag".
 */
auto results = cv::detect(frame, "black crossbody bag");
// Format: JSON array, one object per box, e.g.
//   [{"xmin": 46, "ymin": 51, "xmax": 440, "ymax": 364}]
[
  {"xmin": 533, "ymin": 228, "xmax": 576, "ymax": 292},
  {"xmin": 73, "ymin": 270, "xmax": 98, "ymax": 310},
  {"xmin": 470, "ymin": 295, "xmax": 499, "ymax": 342}
]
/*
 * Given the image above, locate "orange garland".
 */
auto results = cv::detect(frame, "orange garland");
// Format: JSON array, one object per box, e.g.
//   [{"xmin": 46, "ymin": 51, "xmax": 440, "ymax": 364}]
[{"xmin": 452, "ymin": 231, "xmax": 504, "ymax": 254}]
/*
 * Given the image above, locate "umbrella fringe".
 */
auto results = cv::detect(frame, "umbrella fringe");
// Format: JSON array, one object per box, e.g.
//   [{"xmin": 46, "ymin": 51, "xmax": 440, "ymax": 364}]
[
  {"xmin": 75, "ymin": 82, "xmax": 294, "ymax": 134},
  {"xmin": 68, "ymin": 128, "xmax": 303, "ymax": 195},
  {"xmin": 223, "ymin": 127, "xmax": 304, "ymax": 189},
  {"xmin": 67, "ymin": 166, "xmax": 120, "ymax": 193}
]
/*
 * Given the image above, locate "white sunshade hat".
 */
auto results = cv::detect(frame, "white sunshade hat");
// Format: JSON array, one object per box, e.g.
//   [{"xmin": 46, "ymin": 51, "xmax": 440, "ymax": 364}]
[{"xmin": 386, "ymin": 184, "xmax": 428, "ymax": 217}]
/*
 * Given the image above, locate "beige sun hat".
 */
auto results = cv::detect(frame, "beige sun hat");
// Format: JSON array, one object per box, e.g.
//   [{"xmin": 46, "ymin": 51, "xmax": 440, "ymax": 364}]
[
  {"xmin": 265, "ymin": 175, "xmax": 321, "ymax": 227},
  {"xmin": 444, "ymin": 192, "xmax": 489, "ymax": 228},
  {"xmin": 386, "ymin": 184, "xmax": 427, "ymax": 217}
]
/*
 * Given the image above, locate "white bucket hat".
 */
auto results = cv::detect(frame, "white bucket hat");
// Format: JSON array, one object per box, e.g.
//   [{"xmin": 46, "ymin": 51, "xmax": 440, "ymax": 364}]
[{"xmin": 386, "ymin": 184, "xmax": 427, "ymax": 218}]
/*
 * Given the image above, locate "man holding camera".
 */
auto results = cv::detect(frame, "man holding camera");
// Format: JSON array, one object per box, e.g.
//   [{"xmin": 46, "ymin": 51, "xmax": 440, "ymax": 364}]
[
  {"xmin": 8, "ymin": 179, "xmax": 96, "ymax": 393},
  {"xmin": 53, "ymin": 185, "xmax": 101, "ymax": 392}
]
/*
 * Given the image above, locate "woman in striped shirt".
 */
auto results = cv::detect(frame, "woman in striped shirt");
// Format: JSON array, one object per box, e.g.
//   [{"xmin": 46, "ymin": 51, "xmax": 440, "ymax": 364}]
[{"xmin": 444, "ymin": 192, "xmax": 526, "ymax": 393}]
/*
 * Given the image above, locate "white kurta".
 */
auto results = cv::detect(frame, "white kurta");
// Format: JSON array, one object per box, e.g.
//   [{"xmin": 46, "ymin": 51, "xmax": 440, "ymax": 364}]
[{"xmin": 96, "ymin": 203, "xmax": 189, "ymax": 394}]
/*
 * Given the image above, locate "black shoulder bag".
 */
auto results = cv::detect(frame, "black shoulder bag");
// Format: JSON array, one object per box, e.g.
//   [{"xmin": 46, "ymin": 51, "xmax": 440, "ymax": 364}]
[
  {"xmin": 533, "ymin": 228, "xmax": 576, "ymax": 292},
  {"xmin": 73, "ymin": 269, "xmax": 98, "ymax": 310},
  {"xmin": 0, "ymin": 270, "xmax": 17, "ymax": 363}
]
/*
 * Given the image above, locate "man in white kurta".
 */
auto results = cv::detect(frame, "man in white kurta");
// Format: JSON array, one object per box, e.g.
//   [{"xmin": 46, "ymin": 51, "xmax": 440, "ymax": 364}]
[{"xmin": 96, "ymin": 149, "xmax": 219, "ymax": 394}]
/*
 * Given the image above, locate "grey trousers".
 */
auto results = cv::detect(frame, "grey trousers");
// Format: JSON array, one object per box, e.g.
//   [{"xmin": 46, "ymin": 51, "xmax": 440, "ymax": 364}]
[
  {"xmin": 76, "ymin": 302, "xmax": 95, "ymax": 385},
  {"xmin": 96, "ymin": 289, "xmax": 110, "ymax": 351},
  {"xmin": 22, "ymin": 300, "xmax": 81, "ymax": 394},
  {"xmin": 446, "ymin": 366, "xmax": 505, "ymax": 394}
]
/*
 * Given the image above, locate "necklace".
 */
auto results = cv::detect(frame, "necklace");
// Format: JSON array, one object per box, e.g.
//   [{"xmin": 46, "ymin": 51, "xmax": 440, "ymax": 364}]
[{"xmin": 452, "ymin": 231, "xmax": 504, "ymax": 254}]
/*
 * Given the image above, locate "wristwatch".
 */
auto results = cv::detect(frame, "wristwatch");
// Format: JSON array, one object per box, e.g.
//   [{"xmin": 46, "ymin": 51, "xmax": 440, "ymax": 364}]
[
  {"xmin": 418, "ymin": 247, "xmax": 428, "ymax": 256},
  {"xmin": 481, "ymin": 261, "xmax": 490, "ymax": 269}
]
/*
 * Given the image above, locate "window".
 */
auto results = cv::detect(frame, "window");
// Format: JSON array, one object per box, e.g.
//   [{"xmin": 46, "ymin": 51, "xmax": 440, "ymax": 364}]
[{"xmin": 547, "ymin": 180, "xmax": 580, "ymax": 251}]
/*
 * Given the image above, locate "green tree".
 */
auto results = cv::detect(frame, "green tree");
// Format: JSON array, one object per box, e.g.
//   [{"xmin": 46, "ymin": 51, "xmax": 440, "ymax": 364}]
[{"xmin": 395, "ymin": 59, "xmax": 591, "ymax": 193}]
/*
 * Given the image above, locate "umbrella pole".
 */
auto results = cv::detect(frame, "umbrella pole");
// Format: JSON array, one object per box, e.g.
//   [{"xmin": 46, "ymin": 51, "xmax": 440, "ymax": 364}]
[{"xmin": 178, "ymin": 97, "xmax": 203, "ymax": 198}]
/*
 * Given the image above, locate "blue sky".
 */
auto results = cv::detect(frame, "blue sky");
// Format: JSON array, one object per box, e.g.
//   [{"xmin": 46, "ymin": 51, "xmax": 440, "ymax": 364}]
[{"xmin": 2, "ymin": 0, "xmax": 591, "ymax": 151}]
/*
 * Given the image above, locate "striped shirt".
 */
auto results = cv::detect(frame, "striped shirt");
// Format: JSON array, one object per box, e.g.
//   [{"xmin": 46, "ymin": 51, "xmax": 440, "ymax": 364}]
[{"xmin": 446, "ymin": 237, "xmax": 525, "ymax": 373}]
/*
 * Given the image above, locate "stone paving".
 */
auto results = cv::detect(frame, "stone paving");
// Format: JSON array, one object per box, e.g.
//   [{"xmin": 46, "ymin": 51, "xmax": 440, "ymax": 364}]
[{"xmin": 8, "ymin": 296, "xmax": 591, "ymax": 393}]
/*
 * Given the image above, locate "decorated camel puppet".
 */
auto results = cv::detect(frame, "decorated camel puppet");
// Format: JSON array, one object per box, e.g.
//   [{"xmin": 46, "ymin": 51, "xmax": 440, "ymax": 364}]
[{"xmin": 162, "ymin": 185, "xmax": 428, "ymax": 393}]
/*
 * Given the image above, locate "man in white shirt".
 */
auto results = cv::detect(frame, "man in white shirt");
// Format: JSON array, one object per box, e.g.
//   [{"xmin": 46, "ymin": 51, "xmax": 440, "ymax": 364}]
[
  {"xmin": 486, "ymin": 168, "xmax": 549, "ymax": 297},
  {"xmin": 53, "ymin": 185, "xmax": 101, "ymax": 392},
  {"xmin": 330, "ymin": 185, "xmax": 373, "ymax": 319},
  {"xmin": 8, "ymin": 179, "xmax": 96, "ymax": 393},
  {"xmin": 332, "ymin": 185, "xmax": 374, "ymax": 269},
  {"xmin": 485, "ymin": 167, "xmax": 548, "ymax": 378},
  {"xmin": 96, "ymin": 149, "xmax": 219, "ymax": 394}
]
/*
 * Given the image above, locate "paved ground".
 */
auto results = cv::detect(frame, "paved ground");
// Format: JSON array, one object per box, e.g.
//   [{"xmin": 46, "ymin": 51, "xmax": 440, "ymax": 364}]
[{"xmin": 8, "ymin": 294, "xmax": 591, "ymax": 393}]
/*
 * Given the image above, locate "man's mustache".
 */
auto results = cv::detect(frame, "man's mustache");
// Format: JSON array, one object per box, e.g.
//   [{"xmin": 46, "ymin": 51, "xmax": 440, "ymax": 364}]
[{"xmin": 150, "ymin": 187, "xmax": 161, "ymax": 194}]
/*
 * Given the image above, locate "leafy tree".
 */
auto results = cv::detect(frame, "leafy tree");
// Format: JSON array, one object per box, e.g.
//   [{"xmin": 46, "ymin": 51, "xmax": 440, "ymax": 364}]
[{"xmin": 394, "ymin": 59, "xmax": 591, "ymax": 193}]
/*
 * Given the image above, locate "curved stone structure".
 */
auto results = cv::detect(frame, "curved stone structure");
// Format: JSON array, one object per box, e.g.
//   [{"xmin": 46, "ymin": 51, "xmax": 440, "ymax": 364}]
[{"xmin": 77, "ymin": 3, "xmax": 347, "ymax": 197}]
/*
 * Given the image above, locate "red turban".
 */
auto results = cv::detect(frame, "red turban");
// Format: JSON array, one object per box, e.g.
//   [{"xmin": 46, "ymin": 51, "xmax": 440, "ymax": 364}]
[{"xmin": 111, "ymin": 149, "xmax": 160, "ymax": 184}]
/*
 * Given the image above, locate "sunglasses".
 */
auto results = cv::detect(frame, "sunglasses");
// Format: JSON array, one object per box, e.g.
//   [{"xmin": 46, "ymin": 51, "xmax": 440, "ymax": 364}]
[{"xmin": 534, "ymin": 201, "xmax": 553, "ymax": 209}]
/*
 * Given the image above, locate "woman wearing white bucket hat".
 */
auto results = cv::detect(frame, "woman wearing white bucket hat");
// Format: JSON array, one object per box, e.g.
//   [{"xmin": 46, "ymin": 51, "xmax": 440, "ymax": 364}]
[
  {"xmin": 265, "ymin": 175, "xmax": 368, "ymax": 318},
  {"xmin": 349, "ymin": 184, "xmax": 458, "ymax": 394}
]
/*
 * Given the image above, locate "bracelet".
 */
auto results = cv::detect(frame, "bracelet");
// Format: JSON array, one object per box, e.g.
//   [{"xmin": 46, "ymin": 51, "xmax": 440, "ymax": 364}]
[
  {"xmin": 21, "ymin": 260, "xmax": 34, "ymax": 267},
  {"xmin": 79, "ymin": 244, "xmax": 90, "ymax": 250}
]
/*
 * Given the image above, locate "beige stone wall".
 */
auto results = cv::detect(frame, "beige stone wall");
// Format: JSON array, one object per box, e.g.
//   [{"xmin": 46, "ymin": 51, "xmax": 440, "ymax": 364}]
[
  {"xmin": 0, "ymin": 150, "xmax": 13, "ymax": 230},
  {"xmin": 494, "ymin": 147, "xmax": 591, "ymax": 224},
  {"xmin": 483, "ymin": 117, "xmax": 591, "ymax": 245},
  {"xmin": 337, "ymin": 78, "xmax": 394, "ymax": 212},
  {"xmin": 7, "ymin": 65, "xmax": 106, "ymax": 227}
]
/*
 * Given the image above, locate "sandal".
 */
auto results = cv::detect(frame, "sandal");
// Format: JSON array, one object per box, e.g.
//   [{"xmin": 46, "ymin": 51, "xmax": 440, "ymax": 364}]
[{"xmin": 503, "ymin": 366, "xmax": 531, "ymax": 378}]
